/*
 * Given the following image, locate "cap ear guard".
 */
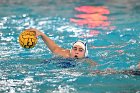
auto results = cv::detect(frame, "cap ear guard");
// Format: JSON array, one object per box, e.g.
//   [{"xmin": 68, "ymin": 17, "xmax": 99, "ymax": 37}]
[
  {"xmin": 79, "ymin": 41, "xmax": 88, "ymax": 57},
  {"xmin": 84, "ymin": 42, "xmax": 88, "ymax": 57}
]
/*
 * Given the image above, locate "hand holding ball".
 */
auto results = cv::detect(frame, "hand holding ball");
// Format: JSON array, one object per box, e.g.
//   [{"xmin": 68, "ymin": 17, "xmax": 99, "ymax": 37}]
[{"xmin": 19, "ymin": 29, "xmax": 38, "ymax": 48}]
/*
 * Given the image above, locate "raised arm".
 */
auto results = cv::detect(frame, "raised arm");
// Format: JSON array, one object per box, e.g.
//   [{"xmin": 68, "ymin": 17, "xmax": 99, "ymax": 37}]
[{"xmin": 28, "ymin": 28, "xmax": 70, "ymax": 57}]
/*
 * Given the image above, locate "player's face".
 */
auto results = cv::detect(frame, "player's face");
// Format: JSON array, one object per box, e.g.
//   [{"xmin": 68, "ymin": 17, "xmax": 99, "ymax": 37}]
[{"xmin": 70, "ymin": 45, "xmax": 85, "ymax": 58}]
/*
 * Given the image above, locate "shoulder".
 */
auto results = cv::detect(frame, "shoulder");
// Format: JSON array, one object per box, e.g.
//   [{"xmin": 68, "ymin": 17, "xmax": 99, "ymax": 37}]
[{"xmin": 53, "ymin": 48, "xmax": 71, "ymax": 58}]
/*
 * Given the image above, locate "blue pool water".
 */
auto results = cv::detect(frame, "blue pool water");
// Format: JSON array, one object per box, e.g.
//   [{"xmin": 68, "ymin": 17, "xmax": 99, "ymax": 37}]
[{"xmin": 0, "ymin": 0, "xmax": 140, "ymax": 93}]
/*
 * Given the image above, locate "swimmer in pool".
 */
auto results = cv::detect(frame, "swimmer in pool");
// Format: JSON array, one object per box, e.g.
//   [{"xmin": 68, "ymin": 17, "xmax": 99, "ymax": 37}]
[
  {"xmin": 27, "ymin": 28, "xmax": 140, "ymax": 75},
  {"xmin": 28, "ymin": 28, "xmax": 97, "ymax": 66}
]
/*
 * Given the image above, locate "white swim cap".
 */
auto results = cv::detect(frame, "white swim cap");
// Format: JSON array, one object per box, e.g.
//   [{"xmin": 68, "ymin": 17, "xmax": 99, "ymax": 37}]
[
  {"xmin": 73, "ymin": 41, "xmax": 86, "ymax": 50},
  {"xmin": 72, "ymin": 40, "xmax": 88, "ymax": 57}
]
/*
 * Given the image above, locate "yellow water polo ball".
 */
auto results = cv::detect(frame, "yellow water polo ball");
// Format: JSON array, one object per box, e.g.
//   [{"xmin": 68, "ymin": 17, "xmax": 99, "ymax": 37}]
[{"xmin": 19, "ymin": 29, "xmax": 38, "ymax": 48}]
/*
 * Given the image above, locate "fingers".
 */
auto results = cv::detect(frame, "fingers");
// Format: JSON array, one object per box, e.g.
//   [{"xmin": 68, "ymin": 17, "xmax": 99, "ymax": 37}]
[
  {"xmin": 26, "ymin": 28, "xmax": 41, "ymax": 38},
  {"xmin": 29, "ymin": 28, "xmax": 39, "ymax": 37}
]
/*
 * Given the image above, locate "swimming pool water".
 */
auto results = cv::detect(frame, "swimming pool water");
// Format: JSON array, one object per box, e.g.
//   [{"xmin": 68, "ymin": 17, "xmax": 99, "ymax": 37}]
[{"xmin": 0, "ymin": 0, "xmax": 140, "ymax": 93}]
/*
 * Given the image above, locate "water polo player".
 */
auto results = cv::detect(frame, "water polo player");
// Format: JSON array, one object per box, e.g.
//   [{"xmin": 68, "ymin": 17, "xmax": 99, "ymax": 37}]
[
  {"xmin": 25, "ymin": 28, "xmax": 140, "ymax": 75},
  {"xmin": 28, "ymin": 28, "xmax": 97, "ymax": 66}
]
